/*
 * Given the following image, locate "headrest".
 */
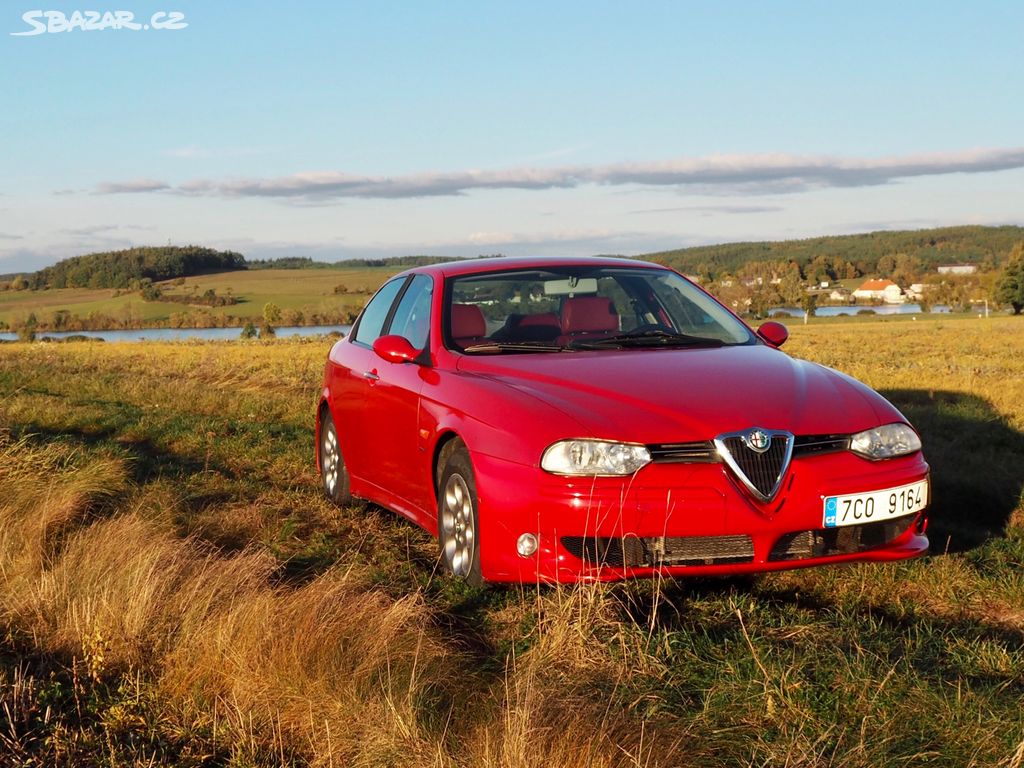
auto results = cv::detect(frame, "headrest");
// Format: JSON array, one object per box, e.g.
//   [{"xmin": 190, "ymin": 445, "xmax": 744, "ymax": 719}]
[
  {"xmin": 519, "ymin": 312, "xmax": 560, "ymax": 328},
  {"xmin": 560, "ymin": 297, "xmax": 618, "ymax": 334},
  {"xmin": 451, "ymin": 303, "xmax": 486, "ymax": 338}
]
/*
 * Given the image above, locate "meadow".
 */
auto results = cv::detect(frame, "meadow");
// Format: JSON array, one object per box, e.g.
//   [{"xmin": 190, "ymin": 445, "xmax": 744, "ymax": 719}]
[
  {"xmin": 0, "ymin": 267, "xmax": 399, "ymax": 330},
  {"xmin": 0, "ymin": 317, "xmax": 1022, "ymax": 766}
]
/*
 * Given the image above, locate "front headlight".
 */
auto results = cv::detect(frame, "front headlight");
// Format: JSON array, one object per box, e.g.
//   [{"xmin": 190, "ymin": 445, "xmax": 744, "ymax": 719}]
[
  {"xmin": 541, "ymin": 439, "xmax": 651, "ymax": 476},
  {"xmin": 850, "ymin": 423, "xmax": 922, "ymax": 460}
]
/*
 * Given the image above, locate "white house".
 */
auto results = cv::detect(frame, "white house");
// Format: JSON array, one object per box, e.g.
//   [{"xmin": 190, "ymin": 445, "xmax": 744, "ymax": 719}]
[{"xmin": 852, "ymin": 279, "xmax": 905, "ymax": 304}]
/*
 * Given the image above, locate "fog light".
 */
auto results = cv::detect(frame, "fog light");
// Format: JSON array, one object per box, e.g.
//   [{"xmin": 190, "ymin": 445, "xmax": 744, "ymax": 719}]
[{"xmin": 516, "ymin": 533, "xmax": 538, "ymax": 557}]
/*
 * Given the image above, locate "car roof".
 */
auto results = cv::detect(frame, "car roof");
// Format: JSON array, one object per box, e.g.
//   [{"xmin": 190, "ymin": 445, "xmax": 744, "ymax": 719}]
[{"xmin": 400, "ymin": 255, "xmax": 667, "ymax": 280}]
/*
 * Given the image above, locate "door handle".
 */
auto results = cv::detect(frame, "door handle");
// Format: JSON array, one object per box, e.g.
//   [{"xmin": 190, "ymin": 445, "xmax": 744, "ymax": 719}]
[{"xmin": 361, "ymin": 370, "xmax": 380, "ymax": 381}]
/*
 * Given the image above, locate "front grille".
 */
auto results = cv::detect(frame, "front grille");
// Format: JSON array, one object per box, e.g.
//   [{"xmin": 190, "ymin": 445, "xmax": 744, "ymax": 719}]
[
  {"xmin": 561, "ymin": 535, "xmax": 754, "ymax": 568},
  {"xmin": 647, "ymin": 441, "xmax": 718, "ymax": 463},
  {"xmin": 768, "ymin": 516, "xmax": 916, "ymax": 561},
  {"xmin": 718, "ymin": 434, "xmax": 792, "ymax": 500},
  {"xmin": 650, "ymin": 434, "xmax": 850, "ymax": 466},
  {"xmin": 792, "ymin": 434, "xmax": 849, "ymax": 457}
]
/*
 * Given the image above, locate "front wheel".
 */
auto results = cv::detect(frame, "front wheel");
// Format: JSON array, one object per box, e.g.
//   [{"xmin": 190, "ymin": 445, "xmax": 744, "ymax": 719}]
[
  {"xmin": 319, "ymin": 410, "xmax": 351, "ymax": 505},
  {"xmin": 438, "ymin": 444, "xmax": 483, "ymax": 586}
]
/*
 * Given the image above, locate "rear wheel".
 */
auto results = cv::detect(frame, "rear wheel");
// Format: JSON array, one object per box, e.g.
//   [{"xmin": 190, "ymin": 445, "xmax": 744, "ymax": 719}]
[
  {"xmin": 319, "ymin": 410, "xmax": 351, "ymax": 505},
  {"xmin": 438, "ymin": 443, "xmax": 483, "ymax": 586}
]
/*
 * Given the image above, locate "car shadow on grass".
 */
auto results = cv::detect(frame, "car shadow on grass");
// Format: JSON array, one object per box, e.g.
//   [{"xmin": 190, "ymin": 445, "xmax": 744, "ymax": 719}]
[
  {"xmin": 6, "ymin": 422, "xmax": 233, "ymax": 487},
  {"xmin": 881, "ymin": 388, "xmax": 1024, "ymax": 554}
]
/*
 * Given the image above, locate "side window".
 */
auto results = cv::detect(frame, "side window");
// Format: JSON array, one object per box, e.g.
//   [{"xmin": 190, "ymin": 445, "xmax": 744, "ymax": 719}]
[
  {"xmin": 352, "ymin": 277, "xmax": 406, "ymax": 346},
  {"xmin": 387, "ymin": 274, "xmax": 433, "ymax": 350}
]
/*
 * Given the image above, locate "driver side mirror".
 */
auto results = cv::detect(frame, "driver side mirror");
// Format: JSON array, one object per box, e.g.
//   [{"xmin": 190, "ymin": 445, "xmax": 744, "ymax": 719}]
[
  {"xmin": 372, "ymin": 334, "xmax": 419, "ymax": 363},
  {"xmin": 756, "ymin": 321, "xmax": 789, "ymax": 347}
]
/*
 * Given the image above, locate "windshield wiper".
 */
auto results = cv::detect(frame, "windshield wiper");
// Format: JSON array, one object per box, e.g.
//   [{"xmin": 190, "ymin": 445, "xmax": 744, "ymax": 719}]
[
  {"xmin": 461, "ymin": 341, "xmax": 566, "ymax": 354},
  {"xmin": 568, "ymin": 329, "xmax": 725, "ymax": 350}
]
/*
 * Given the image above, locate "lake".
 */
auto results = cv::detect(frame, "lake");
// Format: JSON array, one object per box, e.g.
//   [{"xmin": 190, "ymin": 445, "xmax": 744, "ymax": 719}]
[
  {"xmin": 767, "ymin": 304, "xmax": 952, "ymax": 318},
  {"xmin": 0, "ymin": 306, "xmax": 973, "ymax": 343},
  {"xmin": 0, "ymin": 324, "xmax": 352, "ymax": 343}
]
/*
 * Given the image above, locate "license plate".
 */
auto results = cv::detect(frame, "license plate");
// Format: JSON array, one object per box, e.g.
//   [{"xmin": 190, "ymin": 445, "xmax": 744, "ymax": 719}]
[{"xmin": 823, "ymin": 480, "xmax": 928, "ymax": 528}]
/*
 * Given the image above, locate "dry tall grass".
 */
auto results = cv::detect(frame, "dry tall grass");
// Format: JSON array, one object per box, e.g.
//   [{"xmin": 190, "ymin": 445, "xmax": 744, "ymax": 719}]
[
  {"xmin": 0, "ymin": 434, "xmax": 680, "ymax": 766},
  {"xmin": 1, "ymin": 318, "xmax": 1023, "ymax": 765}
]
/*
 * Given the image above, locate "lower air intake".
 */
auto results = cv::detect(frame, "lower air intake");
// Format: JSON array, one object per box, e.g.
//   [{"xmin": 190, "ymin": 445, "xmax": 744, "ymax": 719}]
[
  {"xmin": 768, "ymin": 516, "xmax": 916, "ymax": 561},
  {"xmin": 561, "ymin": 534, "xmax": 754, "ymax": 568}
]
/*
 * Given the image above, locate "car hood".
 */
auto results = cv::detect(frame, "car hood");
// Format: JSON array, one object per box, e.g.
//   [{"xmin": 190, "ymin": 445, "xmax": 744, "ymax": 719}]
[{"xmin": 455, "ymin": 345, "xmax": 904, "ymax": 442}]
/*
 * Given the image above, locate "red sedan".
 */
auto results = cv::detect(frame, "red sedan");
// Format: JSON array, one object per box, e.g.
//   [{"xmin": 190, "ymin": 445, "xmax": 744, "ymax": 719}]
[{"xmin": 317, "ymin": 257, "xmax": 929, "ymax": 585}]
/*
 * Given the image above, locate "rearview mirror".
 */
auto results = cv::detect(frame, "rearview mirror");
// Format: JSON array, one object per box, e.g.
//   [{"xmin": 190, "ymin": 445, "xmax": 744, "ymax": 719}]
[
  {"xmin": 543, "ymin": 277, "xmax": 598, "ymax": 295},
  {"xmin": 372, "ymin": 335, "xmax": 418, "ymax": 363},
  {"xmin": 756, "ymin": 321, "xmax": 789, "ymax": 347}
]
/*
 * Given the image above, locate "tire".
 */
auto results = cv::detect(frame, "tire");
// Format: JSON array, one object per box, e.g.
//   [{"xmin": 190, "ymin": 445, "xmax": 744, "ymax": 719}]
[
  {"xmin": 319, "ymin": 410, "xmax": 351, "ymax": 505},
  {"xmin": 438, "ymin": 443, "xmax": 483, "ymax": 586}
]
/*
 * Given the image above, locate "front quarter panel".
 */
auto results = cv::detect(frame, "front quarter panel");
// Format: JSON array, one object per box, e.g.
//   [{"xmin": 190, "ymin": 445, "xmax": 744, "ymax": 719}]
[{"xmin": 423, "ymin": 370, "xmax": 592, "ymax": 465}]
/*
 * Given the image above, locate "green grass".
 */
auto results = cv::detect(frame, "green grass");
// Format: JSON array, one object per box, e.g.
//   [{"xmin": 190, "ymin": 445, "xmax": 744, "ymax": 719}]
[
  {"xmin": 0, "ymin": 319, "xmax": 1023, "ymax": 765},
  {"xmin": 157, "ymin": 266, "xmax": 396, "ymax": 315},
  {"xmin": 0, "ymin": 267, "xmax": 399, "ymax": 330}
]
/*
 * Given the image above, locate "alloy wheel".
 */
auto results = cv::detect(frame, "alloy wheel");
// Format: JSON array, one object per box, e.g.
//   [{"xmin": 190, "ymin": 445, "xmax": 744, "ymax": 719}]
[{"xmin": 441, "ymin": 472, "xmax": 475, "ymax": 576}]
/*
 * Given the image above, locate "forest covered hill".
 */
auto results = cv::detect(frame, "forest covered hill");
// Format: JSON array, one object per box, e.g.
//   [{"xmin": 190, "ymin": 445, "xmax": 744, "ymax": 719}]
[
  {"xmin": 22, "ymin": 248, "xmax": 461, "ymax": 290},
  {"xmin": 642, "ymin": 225, "xmax": 1024, "ymax": 280},
  {"xmin": 12, "ymin": 226, "xmax": 1024, "ymax": 291},
  {"xmin": 28, "ymin": 246, "xmax": 246, "ymax": 289}
]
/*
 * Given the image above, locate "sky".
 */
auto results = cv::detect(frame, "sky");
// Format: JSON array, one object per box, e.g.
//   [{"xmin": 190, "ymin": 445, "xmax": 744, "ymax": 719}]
[{"xmin": 2, "ymin": 1, "xmax": 1023, "ymax": 272}]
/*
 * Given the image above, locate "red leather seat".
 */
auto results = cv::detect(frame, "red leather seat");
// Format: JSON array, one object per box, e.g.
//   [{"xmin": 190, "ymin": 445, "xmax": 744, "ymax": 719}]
[
  {"xmin": 559, "ymin": 297, "xmax": 619, "ymax": 343},
  {"xmin": 520, "ymin": 312, "xmax": 559, "ymax": 329},
  {"xmin": 451, "ymin": 303, "xmax": 487, "ymax": 348},
  {"xmin": 505, "ymin": 311, "xmax": 561, "ymax": 342}
]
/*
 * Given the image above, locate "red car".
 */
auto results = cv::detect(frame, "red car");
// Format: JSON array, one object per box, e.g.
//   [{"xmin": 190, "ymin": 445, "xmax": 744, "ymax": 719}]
[{"xmin": 317, "ymin": 257, "xmax": 929, "ymax": 585}]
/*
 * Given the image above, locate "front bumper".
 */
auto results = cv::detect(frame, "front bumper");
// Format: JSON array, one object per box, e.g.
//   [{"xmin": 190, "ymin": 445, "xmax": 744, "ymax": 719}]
[{"xmin": 472, "ymin": 449, "xmax": 930, "ymax": 583}]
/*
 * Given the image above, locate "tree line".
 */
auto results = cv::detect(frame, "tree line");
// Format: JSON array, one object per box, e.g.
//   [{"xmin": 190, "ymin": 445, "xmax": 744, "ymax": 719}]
[
  {"xmin": 644, "ymin": 225, "xmax": 1024, "ymax": 282},
  {"xmin": 26, "ymin": 246, "xmax": 246, "ymax": 289},
  {"xmin": 10, "ymin": 249, "xmax": 462, "ymax": 291},
  {"xmin": 5, "ymin": 229, "xmax": 1024, "ymax": 315}
]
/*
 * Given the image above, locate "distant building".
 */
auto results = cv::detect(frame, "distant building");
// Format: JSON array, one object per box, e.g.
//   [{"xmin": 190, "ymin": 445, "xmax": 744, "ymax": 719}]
[
  {"xmin": 937, "ymin": 264, "xmax": 978, "ymax": 275},
  {"xmin": 829, "ymin": 286, "xmax": 852, "ymax": 302},
  {"xmin": 853, "ymin": 279, "xmax": 905, "ymax": 304},
  {"xmin": 906, "ymin": 283, "xmax": 926, "ymax": 300}
]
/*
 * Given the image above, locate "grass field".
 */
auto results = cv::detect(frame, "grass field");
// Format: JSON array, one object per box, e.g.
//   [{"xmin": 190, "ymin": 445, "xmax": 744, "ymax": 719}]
[
  {"xmin": 1, "ymin": 318, "xmax": 1022, "ymax": 766},
  {"xmin": 0, "ymin": 267, "xmax": 399, "ymax": 330}
]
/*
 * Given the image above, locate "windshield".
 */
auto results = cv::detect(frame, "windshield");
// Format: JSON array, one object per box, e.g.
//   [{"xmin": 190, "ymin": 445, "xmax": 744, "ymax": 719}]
[{"xmin": 446, "ymin": 266, "xmax": 754, "ymax": 353}]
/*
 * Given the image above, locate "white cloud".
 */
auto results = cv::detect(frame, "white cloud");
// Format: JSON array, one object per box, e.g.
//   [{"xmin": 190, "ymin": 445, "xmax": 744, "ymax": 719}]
[
  {"xmin": 94, "ymin": 178, "xmax": 170, "ymax": 194},
  {"xmin": 92, "ymin": 146, "xmax": 1024, "ymax": 201},
  {"xmin": 631, "ymin": 204, "xmax": 784, "ymax": 215},
  {"xmin": 58, "ymin": 224, "xmax": 157, "ymax": 236}
]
